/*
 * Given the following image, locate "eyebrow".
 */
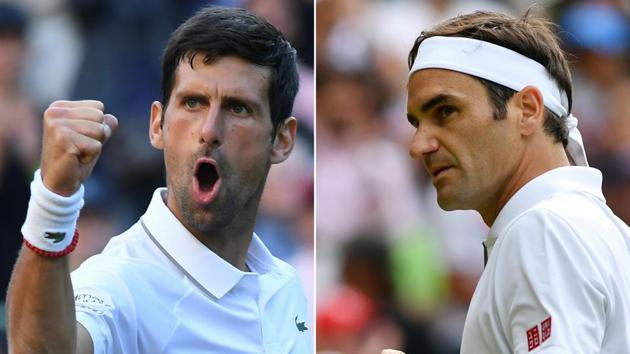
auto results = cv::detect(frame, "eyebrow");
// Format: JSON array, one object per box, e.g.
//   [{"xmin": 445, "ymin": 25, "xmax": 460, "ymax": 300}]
[
  {"xmin": 407, "ymin": 93, "xmax": 455, "ymax": 125},
  {"xmin": 420, "ymin": 94, "xmax": 450, "ymax": 113}
]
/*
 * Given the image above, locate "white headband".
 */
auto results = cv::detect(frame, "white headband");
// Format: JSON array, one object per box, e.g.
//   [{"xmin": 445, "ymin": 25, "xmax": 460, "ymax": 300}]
[{"xmin": 409, "ymin": 36, "xmax": 588, "ymax": 166}]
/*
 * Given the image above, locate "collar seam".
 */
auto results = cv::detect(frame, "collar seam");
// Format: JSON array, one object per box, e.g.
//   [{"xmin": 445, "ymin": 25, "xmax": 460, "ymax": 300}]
[{"xmin": 140, "ymin": 219, "xmax": 219, "ymax": 300}]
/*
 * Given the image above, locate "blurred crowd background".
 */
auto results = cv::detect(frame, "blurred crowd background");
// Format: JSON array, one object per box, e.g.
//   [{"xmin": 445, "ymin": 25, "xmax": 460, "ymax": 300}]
[
  {"xmin": 0, "ymin": 0, "xmax": 313, "ymax": 352},
  {"xmin": 316, "ymin": 0, "xmax": 629, "ymax": 353}
]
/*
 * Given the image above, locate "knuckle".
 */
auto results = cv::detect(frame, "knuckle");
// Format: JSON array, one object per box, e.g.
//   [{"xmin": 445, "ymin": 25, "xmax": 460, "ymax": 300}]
[
  {"xmin": 94, "ymin": 128, "xmax": 106, "ymax": 142},
  {"xmin": 86, "ymin": 100, "xmax": 105, "ymax": 111},
  {"xmin": 88, "ymin": 139, "xmax": 103, "ymax": 154},
  {"xmin": 44, "ymin": 106, "xmax": 65, "ymax": 120},
  {"xmin": 49, "ymin": 100, "xmax": 68, "ymax": 108},
  {"xmin": 43, "ymin": 116, "xmax": 62, "ymax": 133}
]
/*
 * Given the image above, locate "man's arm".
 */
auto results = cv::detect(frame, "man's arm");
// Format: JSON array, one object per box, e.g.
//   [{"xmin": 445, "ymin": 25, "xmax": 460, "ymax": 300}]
[
  {"xmin": 7, "ymin": 248, "xmax": 93, "ymax": 354},
  {"xmin": 6, "ymin": 100, "xmax": 117, "ymax": 354}
]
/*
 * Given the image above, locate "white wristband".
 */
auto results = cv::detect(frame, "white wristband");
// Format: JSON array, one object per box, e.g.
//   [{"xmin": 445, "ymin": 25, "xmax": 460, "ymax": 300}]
[{"xmin": 21, "ymin": 169, "xmax": 84, "ymax": 252}]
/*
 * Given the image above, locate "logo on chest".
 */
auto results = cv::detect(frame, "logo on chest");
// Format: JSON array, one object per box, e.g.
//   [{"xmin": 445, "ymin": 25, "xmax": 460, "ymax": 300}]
[{"xmin": 295, "ymin": 315, "xmax": 308, "ymax": 332}]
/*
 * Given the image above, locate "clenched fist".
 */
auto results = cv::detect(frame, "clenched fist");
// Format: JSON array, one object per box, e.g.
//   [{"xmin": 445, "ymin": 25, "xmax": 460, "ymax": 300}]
[{"xmin": 40, "ymin": 100, "xmax": 118, "ymax": 196}]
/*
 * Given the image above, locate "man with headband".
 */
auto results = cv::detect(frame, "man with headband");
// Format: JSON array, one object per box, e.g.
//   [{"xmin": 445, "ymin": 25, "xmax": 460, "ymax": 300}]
[{"xmin": 406, "ymin": 11, "xmax": 630, "ymax": 353}]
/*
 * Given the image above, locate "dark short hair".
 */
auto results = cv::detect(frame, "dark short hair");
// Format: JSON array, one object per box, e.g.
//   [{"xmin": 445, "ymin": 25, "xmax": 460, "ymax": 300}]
[
  {"xmin": 161, "ymin": 7, "xmax": 299, "ymax": 130},
  {"xmin": 408, "ymin": 10, "xmax": 571, "ymax": 147}
]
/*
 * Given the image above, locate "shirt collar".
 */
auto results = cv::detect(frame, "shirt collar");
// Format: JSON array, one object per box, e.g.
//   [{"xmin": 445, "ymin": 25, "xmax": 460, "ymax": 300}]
[
  {"xmin": 139, "ymin": 188, "xmax": 282, "ymax": 299},
  {"xmin": 488, "ymin": 166, "xmax": 604, "ymax": 245}
]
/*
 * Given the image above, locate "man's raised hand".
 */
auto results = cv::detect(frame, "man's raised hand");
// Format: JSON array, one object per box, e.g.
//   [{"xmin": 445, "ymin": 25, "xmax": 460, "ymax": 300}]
[{"xmin": 40, "ymin": 100, "xmax": 118, "ymax": 196}]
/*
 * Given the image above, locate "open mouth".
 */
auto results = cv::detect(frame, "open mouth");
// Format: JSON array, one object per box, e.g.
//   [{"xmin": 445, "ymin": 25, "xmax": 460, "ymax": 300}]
[
  {"xmin": 195, "ymin": 161, "xmax": 219, "ymax": 192},
  {"xmin": 193, "ymin": 158, "xmax": 221, "ymax": 203}
]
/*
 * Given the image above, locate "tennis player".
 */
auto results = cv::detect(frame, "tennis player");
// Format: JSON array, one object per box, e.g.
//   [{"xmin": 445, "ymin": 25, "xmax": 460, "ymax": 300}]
[
  {"xmin": 406, "ymin": 11, "xmax": 630, "ymax": 353},
  {"xmin": 7, "ymin": 7, "xmax": 311, "ymax": 354}
]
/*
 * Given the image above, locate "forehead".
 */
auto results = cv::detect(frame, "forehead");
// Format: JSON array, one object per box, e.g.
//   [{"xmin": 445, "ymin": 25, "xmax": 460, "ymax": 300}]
[
  {"xmin": 407, "ymin": 69, "xmax": 489, "ymax": 111},
  {"xmin": 172, "ymin": 54, "xmax": 272, "ymax": 102}
]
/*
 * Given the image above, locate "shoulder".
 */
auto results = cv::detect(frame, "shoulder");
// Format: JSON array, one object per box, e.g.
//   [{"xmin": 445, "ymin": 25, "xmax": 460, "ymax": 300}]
[
  {"xmin": 273, "ymin": 255, "xmax": 306, "ymax": 291},
  {"xmin": 500, "ymin": 191, "xmax": 625, "ymax": 266},
  {"xmin": 497, "ymin": 201, "xmax": 594, "ymax": 278},
  {"xmin": 492, "ymin": 197, "xmax": 612, "ymax": 304},
  {"xmin": 261, "ymin": 254, "xmax": 309, "ymax": 306}
]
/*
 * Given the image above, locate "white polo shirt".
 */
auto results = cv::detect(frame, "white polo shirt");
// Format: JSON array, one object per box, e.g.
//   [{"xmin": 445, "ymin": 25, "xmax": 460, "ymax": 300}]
[
  {"xmin": 71, "ymin": 188, "xmax": 312, "ymax": 354},
  {"xmin": 461, "ymin": 167, "xmax": 630, "ymax": 353}
]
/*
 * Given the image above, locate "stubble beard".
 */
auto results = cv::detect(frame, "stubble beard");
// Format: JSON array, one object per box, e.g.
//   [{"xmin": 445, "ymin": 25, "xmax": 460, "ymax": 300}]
[{"xmin": 175, "ymin": 181, "xmax": 237, "ymax": 234}]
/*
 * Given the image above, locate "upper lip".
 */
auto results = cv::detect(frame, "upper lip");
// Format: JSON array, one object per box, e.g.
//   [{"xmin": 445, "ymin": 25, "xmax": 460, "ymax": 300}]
[{"xmin": 194, "ymin": 157, "xmax": 221, "ymax": 178}]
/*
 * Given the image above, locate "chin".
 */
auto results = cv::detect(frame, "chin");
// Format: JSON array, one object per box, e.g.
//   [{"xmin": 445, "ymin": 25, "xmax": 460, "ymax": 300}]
[
  {"xmin": 435, "ymin": 189, "xmax": 465, "ymax": 211},
  {"xmin": 186, "ymin": 208, "xmax": 233, "ymax": 233},
  {"xmin": 437, "ymin": 198, "xmax": 458, "ymax": 211}
]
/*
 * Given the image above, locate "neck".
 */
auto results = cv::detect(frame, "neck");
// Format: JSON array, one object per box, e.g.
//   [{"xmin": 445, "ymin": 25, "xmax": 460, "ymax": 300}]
[
  {"xmin": 478, "ymin": 142, "xmax": 570, "ymax": 226},
  {"xmin": 164, "ymin": 188, "xmax": 265, "ymax": 272},
  {"xmin": 193, "ymin": 213, "xmax": 256, "ymax": 272}
]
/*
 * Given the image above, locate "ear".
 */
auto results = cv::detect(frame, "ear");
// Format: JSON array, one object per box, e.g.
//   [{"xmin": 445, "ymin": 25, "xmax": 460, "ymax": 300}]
[
  {"xmin": 270, "ymin": 116, "xmax": 297, "ymax": 164},
  {"xmin": 515, "ymin": 85, "xmax": 545, "ymax": 137},
  {"xmin": 149, "ymin": 101, "xmax": 164, "ymax": 150}
]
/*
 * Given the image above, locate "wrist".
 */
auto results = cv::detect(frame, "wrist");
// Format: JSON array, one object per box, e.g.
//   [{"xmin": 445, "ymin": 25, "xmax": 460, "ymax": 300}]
[{"xmin": 21, "ymin": 169, "xmax": 85, "ymax": 256}]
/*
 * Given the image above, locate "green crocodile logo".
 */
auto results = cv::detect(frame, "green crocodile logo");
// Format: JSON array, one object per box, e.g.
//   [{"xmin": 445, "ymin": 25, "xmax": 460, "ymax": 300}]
[
  {"xmin": 295, "ymin": 315, "xmax": 308, "ymax": 332},
  {"xmin": 44, "ymin": 231, "xmax": 66, "ymax": 243}
]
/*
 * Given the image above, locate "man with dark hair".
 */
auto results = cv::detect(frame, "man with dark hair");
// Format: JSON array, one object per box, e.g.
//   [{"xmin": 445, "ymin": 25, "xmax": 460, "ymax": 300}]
[
  {"xmin": 7, "ymin": 7, "xmax": 311, "ymax": 354},
  {"xmin": 405, "ymin": 10, "xmax": 630, "ymax": 353}
]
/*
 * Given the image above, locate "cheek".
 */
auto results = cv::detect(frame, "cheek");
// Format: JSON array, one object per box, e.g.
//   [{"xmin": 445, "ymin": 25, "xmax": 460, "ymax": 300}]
[
  {"xmin": 162, "ymin": 124, "xmax": 194, "ymax": 180},
  {"xmin": 470, "ymin": 126, "xmax": 515, "ymax": 180},
  {"xmin": 454, "ymin": 123, "xmax": 501, "ymax": 174},
  {"xmin": 163, "ymin": 147, "xmax": 186, "ymax": 184},
  {"xmin": 224, "ymin": 122, "xmax": 273, "ymax": 169}
]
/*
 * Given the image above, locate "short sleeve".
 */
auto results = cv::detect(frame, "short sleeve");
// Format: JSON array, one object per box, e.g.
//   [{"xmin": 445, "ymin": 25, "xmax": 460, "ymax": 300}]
[
  {"xmin": 495, "ymin": 209, "xmax": 607, "ymax": 353},
  {"xmin": 72, "ymin": 264, "xmax": 138, "ymax": 354}
]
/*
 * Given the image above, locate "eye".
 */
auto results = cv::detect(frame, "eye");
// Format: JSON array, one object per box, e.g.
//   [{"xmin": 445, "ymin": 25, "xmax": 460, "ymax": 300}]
[
  {"xmin": 184, "ymin": 98, "xmax": 201, "ymax": 110},
  {"xmin": 227, "ymin": 101, "xmax": 251, "ymax": 117},
  {"xmin": 231, "ymin": 104, "xmax": 247, "ymax": 115},
  {"xmin": 437, "ymin": 105, "xmax": 457, "ymax": 119}
]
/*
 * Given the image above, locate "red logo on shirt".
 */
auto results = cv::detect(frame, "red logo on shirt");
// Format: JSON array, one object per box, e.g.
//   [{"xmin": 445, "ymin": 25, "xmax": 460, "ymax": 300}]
[
  {"xmin": 527, "ymin": 325, "xmax": 540, "ymax": 351},
  {"xmin": 541, "ymin": 316, "xmax": 552, "ymax": 342},
  {"xmin": 527, "ymin": 316, "xmax": 552, "ymax": 351}
]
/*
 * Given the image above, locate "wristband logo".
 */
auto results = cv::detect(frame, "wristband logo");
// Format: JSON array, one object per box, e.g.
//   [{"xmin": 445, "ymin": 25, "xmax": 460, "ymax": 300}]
[{"xmin": 44, "ymin": 231, "xmax": 65, "ymax": 243}]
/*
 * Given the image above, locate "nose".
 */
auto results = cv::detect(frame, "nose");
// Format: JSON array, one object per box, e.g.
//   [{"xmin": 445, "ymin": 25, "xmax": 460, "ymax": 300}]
[
  {"xmin": 409, "ymin": 125, "xmax": 439, "ymax": 159},
  {"xmin": 200, "ymin": 105, "xmax": 222, "ymax": 147}
]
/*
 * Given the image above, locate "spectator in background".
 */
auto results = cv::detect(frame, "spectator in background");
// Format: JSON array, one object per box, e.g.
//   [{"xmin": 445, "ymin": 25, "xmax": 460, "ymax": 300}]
[
  {"xmin": 316, "ymin": 72, "xmax": 427, "ymax": 300},
  {"xmin": 559, "ymin": 0, "xmax": 630, "ymax": 224},
  {"xmin": 0, "ymin": 5, "xmax": 39, "ymax": 352},
  {"xmin": 317, "ymin": 235, "xmax": 404, "ymax": 354},
  {"xmin": 559, "ymin": 0, "xmax": 629, "ymax": 155}
]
